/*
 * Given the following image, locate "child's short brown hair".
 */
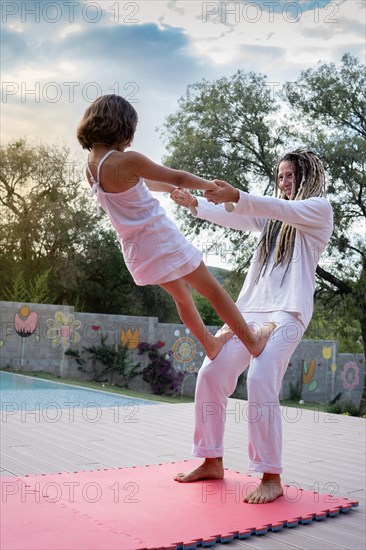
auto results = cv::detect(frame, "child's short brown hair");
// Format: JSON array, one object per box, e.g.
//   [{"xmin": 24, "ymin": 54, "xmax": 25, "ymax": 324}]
[{"xmin": 77, "ymin": 94, "xmax": 138, "ymax": 150}]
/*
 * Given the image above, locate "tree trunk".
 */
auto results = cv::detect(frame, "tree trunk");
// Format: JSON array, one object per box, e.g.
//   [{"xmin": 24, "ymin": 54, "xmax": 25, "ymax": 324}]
[{"xmin": 358, "ymin": 303, "xmax": 366, "ymax": 416}]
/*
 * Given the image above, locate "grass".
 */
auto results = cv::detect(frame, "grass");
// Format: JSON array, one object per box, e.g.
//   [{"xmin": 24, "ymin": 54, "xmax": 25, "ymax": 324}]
[
  {"xmin": 2, "ymin": 368, "xmax": 360, "ymax": 415},
  {"xmin": 0, "ymin": 367, "xmax": 194, "ymax": 404}
]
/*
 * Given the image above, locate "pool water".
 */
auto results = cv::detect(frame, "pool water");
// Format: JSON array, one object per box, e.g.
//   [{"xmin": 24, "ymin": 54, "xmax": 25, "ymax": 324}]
[{"xmin": 0, "ymin": 371, "xmax": 156, "ymax": 411}]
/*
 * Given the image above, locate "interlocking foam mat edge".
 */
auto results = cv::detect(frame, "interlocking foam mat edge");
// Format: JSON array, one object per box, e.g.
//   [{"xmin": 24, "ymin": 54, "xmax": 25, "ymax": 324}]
[{"xmin": 0, "ymin": 459, "xmax": 359, "ymax": 549}]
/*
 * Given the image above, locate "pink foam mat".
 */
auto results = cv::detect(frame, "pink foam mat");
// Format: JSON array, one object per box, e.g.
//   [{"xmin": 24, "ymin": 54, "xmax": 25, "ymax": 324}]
[{"xmin": 0, "ymin": 459, "xmax": 358, "ymax": 549}]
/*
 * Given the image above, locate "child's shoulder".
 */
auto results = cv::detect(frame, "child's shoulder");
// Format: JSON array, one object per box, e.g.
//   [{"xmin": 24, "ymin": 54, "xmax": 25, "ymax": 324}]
[
  {"xmin": 112, "ymin": 150, "xmax": 148, "ymax": 170},
  {"xmin": 121, "ymin": 150, "xmax": 149, "ymax": 163}
]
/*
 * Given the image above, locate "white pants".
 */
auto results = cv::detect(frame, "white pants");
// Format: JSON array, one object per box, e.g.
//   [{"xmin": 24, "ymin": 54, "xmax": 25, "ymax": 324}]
[{"xmin": 192, "ymin": 311, "xmax": 305, "ymax": 474}]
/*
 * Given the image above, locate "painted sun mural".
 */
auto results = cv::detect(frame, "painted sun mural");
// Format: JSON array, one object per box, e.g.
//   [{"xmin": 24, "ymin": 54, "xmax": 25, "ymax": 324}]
[{"xmin": 172, "ymin": 328, "xmax": 204, "ymax": 373}]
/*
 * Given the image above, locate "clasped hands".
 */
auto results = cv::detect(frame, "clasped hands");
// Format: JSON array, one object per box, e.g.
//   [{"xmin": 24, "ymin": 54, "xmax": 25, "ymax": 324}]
[{"xmin": 170, "ymin": 179, "xmax": 240, "ymax": 207}]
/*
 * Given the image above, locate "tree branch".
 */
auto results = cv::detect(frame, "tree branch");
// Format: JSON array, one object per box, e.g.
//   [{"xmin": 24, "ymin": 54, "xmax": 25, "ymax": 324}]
[{"xmin": 316, "ymin": 265, "xmax": 353, "ymax": 295}]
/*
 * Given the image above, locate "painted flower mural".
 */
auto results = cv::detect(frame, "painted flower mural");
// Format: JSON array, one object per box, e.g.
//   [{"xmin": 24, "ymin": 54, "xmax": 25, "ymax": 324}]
[
  {"xmin": 47, "ymin": 312, "xmax": 81, "ymax": 348},
  {"xmin": 121, "ymin": 327, "xmax": 140, "ymax": 350},
  {"xmin": 14, "ymin": 305, "xmax": 39, "ymax": 367},
  {"xmin": 47, "ymin": 312, "xmax": 81, "ymax": 376},
  {"xmin": 15, "ymin": 306, "xmax": 38, "ymax": 337},
  {"xmin": 340, "ymin": 361, "xmax": 360, "ymax": 391},
  {"xmin": 302, "ymin": 358, "xmax": 318, "ymax": 392}
]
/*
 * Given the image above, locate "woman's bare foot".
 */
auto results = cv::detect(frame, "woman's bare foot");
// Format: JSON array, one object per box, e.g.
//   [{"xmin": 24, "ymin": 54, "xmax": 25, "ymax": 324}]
[
  {"xmin": 245, "ymin": 323, "xmax": 276, "ymax": 358},
  {"xmin": 244, "ymin": 473, "xmax": 283, "ymax": 504},
  {"xmin": 174, "ymin": 458, "xmax": 224, "ymax": 483},
  {"xmin": 204, "ymin": 336, "xmax": 225, "ymax": 360}
]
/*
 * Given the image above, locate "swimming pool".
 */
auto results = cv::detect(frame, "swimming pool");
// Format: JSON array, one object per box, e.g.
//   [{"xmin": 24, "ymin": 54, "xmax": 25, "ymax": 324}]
[{"xmin": 0, "ymin": 371, "xmax": 157, "ymax": 412}]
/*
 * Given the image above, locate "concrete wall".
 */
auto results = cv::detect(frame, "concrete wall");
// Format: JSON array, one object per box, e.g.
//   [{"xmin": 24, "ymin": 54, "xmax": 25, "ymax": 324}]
[{"xmin": 1, "ymin": 301, "xmax": 364, "ymax": 407}]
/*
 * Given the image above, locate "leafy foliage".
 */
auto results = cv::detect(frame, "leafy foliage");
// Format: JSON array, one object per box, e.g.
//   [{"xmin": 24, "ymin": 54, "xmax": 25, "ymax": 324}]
[
  {"xmin": 138, "ymin": 340, "xmax": 185, "ymax": 395},
  {"xmin": 65, "ymin": 334, "xmax": 140, "ymax": 385},
  {"xmin": 0, "ymin": 138, "xmax": 179, "ymax": 319},
  {"xmin": 3, "ymin": 269, "xmax": 53, "ymax": 303},
  {"xmin": 282, "ymin": 53, "xmax": 366, "ymax": 413},
  {"xmin": 325, "ymin": 399, "xmax": 361, "ymax": 418},
  {"xmin": 161, "ymin": 54, "xmax": 366, "ymax": 413},
  {"xmin": 162, "ymin": 71, "xmax": 289, "ymax": 271}
]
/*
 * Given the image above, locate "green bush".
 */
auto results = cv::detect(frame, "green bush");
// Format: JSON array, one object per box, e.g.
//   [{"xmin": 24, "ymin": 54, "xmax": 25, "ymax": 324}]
[
  {"xmin": 325, "ymin": 399, "xmax": 360, "ymax": 417},
  {"xmin": 65, "ymin": 334, "xmax": 140, "ymax": 386}
]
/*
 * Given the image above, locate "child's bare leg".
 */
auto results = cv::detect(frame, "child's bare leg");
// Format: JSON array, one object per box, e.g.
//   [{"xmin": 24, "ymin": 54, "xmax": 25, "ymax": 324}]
[
  {"xmin": 183, "ymin": 262, "xmax": 274, "ymax": 357},
  {"xmin": 159, "ymin": 279, "xmax": 225, "ymax": 360}
]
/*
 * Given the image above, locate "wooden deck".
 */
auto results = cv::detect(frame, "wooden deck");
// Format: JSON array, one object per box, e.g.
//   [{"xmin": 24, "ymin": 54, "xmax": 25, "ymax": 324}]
[{"xmin": 1, "ymin": 397, "xmax": 365, "ymax": 549}]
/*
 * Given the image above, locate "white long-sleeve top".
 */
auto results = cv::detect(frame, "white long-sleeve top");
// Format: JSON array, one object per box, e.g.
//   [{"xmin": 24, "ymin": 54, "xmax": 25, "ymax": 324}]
[{"xmin": 191, "ymin": 192, "xmax": 333, "ymax": 327}]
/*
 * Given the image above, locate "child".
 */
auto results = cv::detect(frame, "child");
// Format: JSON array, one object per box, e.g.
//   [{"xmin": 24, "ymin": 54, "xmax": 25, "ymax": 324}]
[{"xmin": 77, "ymin": 94, "xmax": 273, "ymax": 359}]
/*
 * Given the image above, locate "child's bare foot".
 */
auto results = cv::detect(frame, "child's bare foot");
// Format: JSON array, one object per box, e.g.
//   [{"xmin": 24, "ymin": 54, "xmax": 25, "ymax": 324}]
[
  {"xmin": 246, "ymin": 322, "xmax": 276, "ymax": 357},
  {"xmin": 204, "ymin": 335, "xmax": 225, "ymax": 360},
  {"xmin": 216, "ymin": 325, "xmax": 235, "ymax": 344},
  {"xmin": 244, "ymin": 473, "xmax": 283, "ymax": 504},
  {"xmin": 175, "ymin": 458, "xmax": 224, "ymax": 483}
]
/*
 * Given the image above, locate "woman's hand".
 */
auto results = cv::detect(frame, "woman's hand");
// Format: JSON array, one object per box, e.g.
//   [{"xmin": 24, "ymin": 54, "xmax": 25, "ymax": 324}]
[
  {"xmin": 170, "ymin": 188, "xmax": 198, "ymax": 208},
  {"xmin": 204, "ymin": 179, "xmax": 240, "ymax": 204}
]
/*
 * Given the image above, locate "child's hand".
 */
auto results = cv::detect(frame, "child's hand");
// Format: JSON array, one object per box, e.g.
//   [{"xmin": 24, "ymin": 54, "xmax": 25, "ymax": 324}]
[
  {"xmin": 170, "ymin": 188, "xmax": 198, "ymax": 208},
  {"xmin": 206, "ymin": 180, "xmax": 220, "ymax": 191}
]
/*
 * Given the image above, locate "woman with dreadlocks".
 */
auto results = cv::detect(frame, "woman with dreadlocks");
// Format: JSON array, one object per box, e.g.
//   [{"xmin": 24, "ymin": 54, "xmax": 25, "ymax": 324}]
[{"xmin": 170, "ymin": 150, "xmax": 333, "ymax": 504}]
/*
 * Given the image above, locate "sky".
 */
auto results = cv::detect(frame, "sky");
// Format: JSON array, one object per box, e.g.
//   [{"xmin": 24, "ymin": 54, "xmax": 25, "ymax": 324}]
[{"xmin": 1, "ymin": 0, "xmax": 365, "ymax": 266}]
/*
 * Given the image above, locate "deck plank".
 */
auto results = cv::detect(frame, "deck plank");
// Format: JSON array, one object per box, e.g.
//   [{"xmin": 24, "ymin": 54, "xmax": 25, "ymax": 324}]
[{"xmin": 1, "ymin": 398, "xmax": 364, "ymax": 549}]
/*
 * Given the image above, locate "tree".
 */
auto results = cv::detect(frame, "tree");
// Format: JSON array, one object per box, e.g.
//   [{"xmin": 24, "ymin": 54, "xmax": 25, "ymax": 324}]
[
  {"xmin": 283, "ymin": 53, "xmax": 366, "ymax": 413},
  {"xmin": 0, "ymin": 139, "xmax": 178, "ymax": 319},
  {"xmin": 162, "ymin": 56, "xmax": 366, "ymax": 413},
  {"xmin": 0, "ymin": 138, "xmax": 97, "ymax": 304},
  {"xmin": 162, "ymin": 71, "xmax": 289, "ymax": 270},
  {"xmin": 4, "ymin": 269, "xmax": 53, "ymax": 304}
]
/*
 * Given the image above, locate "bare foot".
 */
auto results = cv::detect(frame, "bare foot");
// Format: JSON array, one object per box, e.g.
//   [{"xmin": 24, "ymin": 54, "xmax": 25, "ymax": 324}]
[
  {"xmin": 216, "ymin": 325, "xmax": 235, "ymax": 344},
  {"xmin": 244, "ymin": 473, "xmax": 283, "ymax": 504},
  {"xmin": 246, "ymin": 322, "xmax": 276, "ymax": 358},
  {"xmin": 204, "ymin": 336, "xmax": 225, "ymax": 360},
  {"xmin": 175, "ymin": 458, "xmax": 224, "ymax": 483}
]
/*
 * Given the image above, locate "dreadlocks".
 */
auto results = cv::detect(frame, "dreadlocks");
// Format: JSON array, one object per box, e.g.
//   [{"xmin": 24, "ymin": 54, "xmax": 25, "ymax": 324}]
[{"xmin": 255, "ymin": 149, "xmax": 326, "ymax": 285}]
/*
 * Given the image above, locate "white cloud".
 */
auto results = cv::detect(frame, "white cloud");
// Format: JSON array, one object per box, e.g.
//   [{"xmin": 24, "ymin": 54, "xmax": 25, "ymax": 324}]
[
  {"xmin": 2, "ymin": 0, "xmax": 365, "ymax": 157},
  {"xmin": 2, "ymin": 67, "xmax": 57, "ymax": 84},
  {"xmin": 110, "ymin": 0, "xmax": 365, "ymax": 75},
  {"xmin": 2, "ymin": 0, "xmax": 364, "ymax": 269},
  {"xmin": 58, "ymin": 61, "xmax": 77, "ymax": 73},
  {"xmin": 59, "ymin": 24, "xmax": 82, "ymax": 38}
]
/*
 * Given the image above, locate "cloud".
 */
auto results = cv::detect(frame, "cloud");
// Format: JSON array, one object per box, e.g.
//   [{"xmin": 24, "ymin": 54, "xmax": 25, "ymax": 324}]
[
  {"xmin": 1, "ymin": 0, "xmax": 364, "ymax": 268},
  {"xmin": 1, "ymin": 0, "xmax": 365, "ymax": 161}
]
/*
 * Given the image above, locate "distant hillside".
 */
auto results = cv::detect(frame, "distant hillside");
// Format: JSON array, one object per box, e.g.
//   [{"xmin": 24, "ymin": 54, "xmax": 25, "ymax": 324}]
[{"xmin": 207, "ymin": 265, "xmax": 232, "ymax": 285}]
